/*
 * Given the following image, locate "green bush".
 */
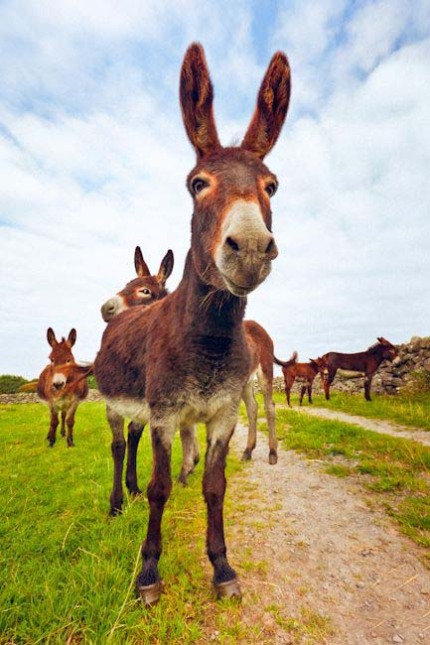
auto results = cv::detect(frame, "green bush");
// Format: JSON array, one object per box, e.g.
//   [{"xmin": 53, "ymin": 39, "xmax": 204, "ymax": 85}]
[
  {"xmin": 403, "ymin": 369, "xmax": 430, "ymax": 395},
  {"xmin": 0, "ymin": 374, "xmax": 30, "ymax": 394}
]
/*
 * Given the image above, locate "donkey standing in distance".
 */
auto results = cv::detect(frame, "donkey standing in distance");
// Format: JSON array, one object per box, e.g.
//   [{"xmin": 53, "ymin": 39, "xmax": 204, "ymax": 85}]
[
  {"xmin": 37, "ymin": 328, "xmax": 91, "ymax": 447},
  {"xmin": 274, "ymin": 351, "xmax": 328, "ymax": 407},
  {"xmin": 94, "ymin": 43, "xmax": 291, "ymax": 604},
  {"xmin": 321, "ymin": 337, "xmax": 399, "ymax": 401}
]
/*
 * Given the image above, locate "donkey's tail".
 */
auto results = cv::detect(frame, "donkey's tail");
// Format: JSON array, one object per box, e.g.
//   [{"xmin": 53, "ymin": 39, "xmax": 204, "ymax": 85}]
[
  {"xmin": 274, "ymin": 350, "xmax": 298, "ymax": 367},
  {"xmin": 19, "ymin": 380, "xmax": 39, "ymax": 393}
]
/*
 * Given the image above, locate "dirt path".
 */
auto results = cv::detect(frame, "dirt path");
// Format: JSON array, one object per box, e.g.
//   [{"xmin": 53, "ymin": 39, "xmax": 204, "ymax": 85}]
[
  {"xmin": 226, "ymin": 423, "xmax": 430, "ymax": 644},
  {"xmin": 291, "ymin": 406, "xmax": 430, "ymax": 447}
]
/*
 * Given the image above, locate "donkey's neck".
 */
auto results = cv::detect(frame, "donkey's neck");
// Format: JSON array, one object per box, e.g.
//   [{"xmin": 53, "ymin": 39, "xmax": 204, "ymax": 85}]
[{"xmin": 176, "ymin": 251, "xmax": 247, "ymax": 338}]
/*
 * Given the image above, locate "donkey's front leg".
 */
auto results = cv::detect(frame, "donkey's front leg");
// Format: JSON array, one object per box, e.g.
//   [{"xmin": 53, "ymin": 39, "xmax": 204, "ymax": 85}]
[
  {"xmin": 47, "ymin": 405, "xmax": 59, "ymax": 446},
  {"xmin": 65, "ymin": 400, "xmax": 79, "ymax": 447},
  {"xmin": 364, "ymin": 372, "xmax": 374, "ymax": 401},
  {"xmin": 136, "ymin": 419, "xmax": 175, "ymax": 606},
  {"xmin": 204, "ymin": 413, "xmax": 241, "ymax": 600}
]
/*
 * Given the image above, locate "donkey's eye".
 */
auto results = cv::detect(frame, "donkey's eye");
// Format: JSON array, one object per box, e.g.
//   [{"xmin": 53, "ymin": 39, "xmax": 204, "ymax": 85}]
[
  {"xmin": 265, "ymin": 182, "xmax": 278, "ymax": 197},
  {"xmin": 191, "ymin": 177, "xmax": 209, "ymax": 195}
]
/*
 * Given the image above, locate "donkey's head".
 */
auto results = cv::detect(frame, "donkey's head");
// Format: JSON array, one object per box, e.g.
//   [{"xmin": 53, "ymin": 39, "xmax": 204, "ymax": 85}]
[
  {"xmin": 310, "ymin": 356, "xmax": 329, "ymax": 377},
  {"xmin": 180, "ymin": 43, "xmax": 291, "ymax": 296},
  {"xmin": 376, "ymin": 337, "xmax": 399, "ymax": 363},
  {"xmin": 46, "ymin": 328, "xmax": 77, "ymax": 391},
  {"xmin": 47, "ymin": 328, "xmax": 76, "ymax": 366},
  {"xmin": 101, "ymin": 248, "xmax": 174, "ymax": 322}
]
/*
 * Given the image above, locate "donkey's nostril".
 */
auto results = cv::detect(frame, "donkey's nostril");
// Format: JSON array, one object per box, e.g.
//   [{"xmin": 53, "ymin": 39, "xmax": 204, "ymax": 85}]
[
  {"xmin": 265, "ymin": 239, "xmax": 275, "ymax": 254},
  {"xmin": 225, "ymin": 236, "xmax": 240, "ymax": 252}
]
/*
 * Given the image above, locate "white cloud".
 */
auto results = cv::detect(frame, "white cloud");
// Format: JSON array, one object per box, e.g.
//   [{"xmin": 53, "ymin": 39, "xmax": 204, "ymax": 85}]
[{"xmin": 1, "ymin": 1, "xmax": 429, "ymax": 378}]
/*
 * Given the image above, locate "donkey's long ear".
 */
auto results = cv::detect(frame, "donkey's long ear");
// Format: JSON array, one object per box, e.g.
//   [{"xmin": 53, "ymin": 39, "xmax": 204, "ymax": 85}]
[
  {"xmin": 180, "ymin": 43, "xmax": 221, "ymax": 157},
  {"xmin": 134, "ymin": 246, "xmax": 151, "ymax": 278},
  {"xmin": 242, "ymin": 52, "xmax": 291, "ymax": 159},
  {"xmin": 157, "ymin": 249, "xmax": 174, "ymax": 286},
  {"xmin": 47, "ymin": 327, "xmax": 57, "ymax": 347},
  {"xmin": 68, "ymin": 329, "xmax": 77, "ymax": 347}
]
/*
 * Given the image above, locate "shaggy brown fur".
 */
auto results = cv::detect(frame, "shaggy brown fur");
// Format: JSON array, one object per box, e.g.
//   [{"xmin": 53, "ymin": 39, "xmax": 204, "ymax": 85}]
[{"xmin": 94, "ymin": 42, "xmax": 290, "ymax": 605}]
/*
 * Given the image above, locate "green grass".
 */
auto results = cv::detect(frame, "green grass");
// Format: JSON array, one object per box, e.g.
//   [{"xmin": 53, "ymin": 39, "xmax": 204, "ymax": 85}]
[
  {"xmin": 268, "ymin": 403, "xmax": 430, "ymax": 557},
  {"xmin": 273, "ymin": 390, "xmax": 430, "ymax": 431},
  {"xmin": 0, "ymin": 402, "xmax": 255, "ymax": 644}
]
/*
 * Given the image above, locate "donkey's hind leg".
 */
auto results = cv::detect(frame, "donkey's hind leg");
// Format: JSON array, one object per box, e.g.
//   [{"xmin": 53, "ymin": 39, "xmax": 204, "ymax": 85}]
[
  {"xmin": 126, "ymin": 422, "xmax": 144, "ymax": 496},
  {"xmin": 178, "ymin": 424, "xmax": 199, "ymax": 485},
  {"xmin": 106, "ymin": 405, "xmax": 126, "ymax": 516},
  {"xmin": 241, "ymin": 380, "xmax": 258, "ymax": 461},
  {"xmin": 260, "ymin": 372, "xmax": 277, "ymax": 464}
]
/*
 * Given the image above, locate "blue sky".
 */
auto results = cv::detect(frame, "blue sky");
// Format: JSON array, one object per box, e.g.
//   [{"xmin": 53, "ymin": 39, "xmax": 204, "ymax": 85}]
[{"xmin": 1, "ymin": 0, "xmax": 430, "ymax": 378}]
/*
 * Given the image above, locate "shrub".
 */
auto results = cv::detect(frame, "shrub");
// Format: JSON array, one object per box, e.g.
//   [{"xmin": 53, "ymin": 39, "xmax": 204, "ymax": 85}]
[
  {"xmin": 403, "ymin": 369, "xmax": 430, "ymax": 395},
  {"xmin": 0, "ymin": 374, "xmax": 30, "ymax": 394}
]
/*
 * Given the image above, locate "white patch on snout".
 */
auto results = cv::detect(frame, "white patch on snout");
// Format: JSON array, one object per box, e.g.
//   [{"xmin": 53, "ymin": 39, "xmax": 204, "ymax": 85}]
[
  {"xmin": 101, "ymin": 295, "xmax": 126, "ymax": 322},
  {"xmin": 216, "ymin": 200, "xmax": 271, "ymax": 257},
  {"xmin": 52, "ymin": 373, "xmax": 66, "ymax": 388}
]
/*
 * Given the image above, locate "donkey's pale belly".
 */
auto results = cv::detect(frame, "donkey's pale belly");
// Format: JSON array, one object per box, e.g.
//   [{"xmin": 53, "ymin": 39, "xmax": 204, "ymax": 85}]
[{"xmin": 105, "ymin": 388, "xmax": 238, "ymax": 428}]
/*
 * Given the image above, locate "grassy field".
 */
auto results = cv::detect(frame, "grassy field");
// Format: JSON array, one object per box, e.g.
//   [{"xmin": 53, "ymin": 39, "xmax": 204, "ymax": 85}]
[
  {"xmin": 273, "ymin": 390, "xmax": 430, "ymax": 431},
  {"xmin": 0, "ymin": 401, "xmax": 251, "ymax": 644},
  {"xmin": 2, "ymin": 393, "xmax": 430, "ymax": 642}
]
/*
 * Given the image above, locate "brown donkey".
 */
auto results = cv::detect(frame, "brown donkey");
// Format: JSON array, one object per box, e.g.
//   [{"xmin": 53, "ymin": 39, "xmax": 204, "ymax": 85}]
[
  {"xmin": 101, "ymin": 246, "xmax": 174, "ymax": 322},
  {"xmin": 94, "ymin": 43, "xmax": 290, "ymax": 604},
  {"xmin": 101, "ymin": 247, "xmax": 181, "ymax": 515},
  {"xmin": 321, "ymin": 337, "xmax": 399, "ymax": 401},
  {"xmin": 274, "ymin": 352, "xmax": 328, "ymax": 407},
  {"xmin": 37, "ymin": 328, "xmax": 91, "ymax": 446}
]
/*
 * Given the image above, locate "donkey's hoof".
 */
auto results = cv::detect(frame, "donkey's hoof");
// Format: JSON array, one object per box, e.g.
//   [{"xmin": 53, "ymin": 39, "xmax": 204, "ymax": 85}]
[
  {"xmin": 241, "ymin": 450, "xmax": 252, "ymax": 462},
  {"xmin": 137, "ymin": 580, "xmax": 163, "ymax": 606},
  {"xmin": 214, "ymin": 578, "xmax": 242, "ymax": 601},
  {"xmin": 268, "ymin": 452, "xmax": 278, "ymax": 465}
]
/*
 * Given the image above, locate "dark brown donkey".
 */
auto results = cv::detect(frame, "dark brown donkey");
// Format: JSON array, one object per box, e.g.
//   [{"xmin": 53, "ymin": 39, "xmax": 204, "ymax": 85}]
[
  {"xmin": 274, "ymin": 352, "xmax": 328, "ymax": 407},
  {"xmin": 37, "ymin": 328, "xmax": 91, "ymax": 446},
  {"xmin": 94, "ymin": 43, "xmax": 290, "ymax": 604},
  {"xmin": 101, "ymin": 246, "xmax": 180, "ymax": 514},
  {"xmin": 321, "ymin": 337, "xmax": 399, "ymax": 401}
]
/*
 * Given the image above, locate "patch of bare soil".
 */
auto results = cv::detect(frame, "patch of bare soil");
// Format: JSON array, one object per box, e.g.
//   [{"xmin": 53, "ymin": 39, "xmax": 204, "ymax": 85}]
[
  {"xmin": 293, "ymin": 407, "xmax": 430, "ymax": 447},
  {"xmin": 224, "ymin": 423, "xmax": 430, "ymax": 644}
]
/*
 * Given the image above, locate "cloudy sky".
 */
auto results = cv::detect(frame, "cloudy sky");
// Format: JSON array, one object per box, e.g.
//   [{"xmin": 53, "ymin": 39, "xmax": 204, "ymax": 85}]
[{"xmin": 1, "ymin": 0, "xmax": 429, "ymax": 378}]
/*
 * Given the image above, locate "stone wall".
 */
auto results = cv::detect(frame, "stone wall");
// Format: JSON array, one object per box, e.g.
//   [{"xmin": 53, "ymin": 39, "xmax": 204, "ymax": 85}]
[{"xmin": 271, "ymin": 336, "xmax": 430, "ymax": 397}]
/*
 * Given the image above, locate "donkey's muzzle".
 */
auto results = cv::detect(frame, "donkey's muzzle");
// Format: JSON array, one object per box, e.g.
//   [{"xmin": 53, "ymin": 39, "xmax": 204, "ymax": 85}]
[
  {"xmin": 101, "ymin": 295, "xmax": 124, "ymax": 322},
  {"xmin": 215, "ymin": 199, "xmax": 278, "ymax": 296}
]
